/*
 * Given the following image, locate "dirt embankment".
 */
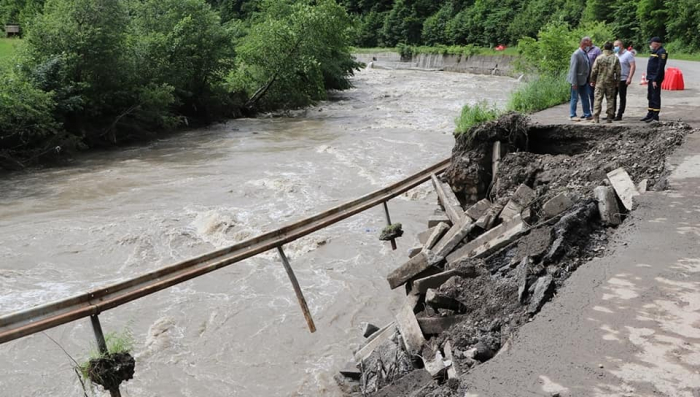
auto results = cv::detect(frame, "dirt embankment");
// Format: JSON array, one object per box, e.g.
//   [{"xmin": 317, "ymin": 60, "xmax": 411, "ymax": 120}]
[{"xmin": 335, "ymin": 114, "xmax": 694, "ymax": 397}]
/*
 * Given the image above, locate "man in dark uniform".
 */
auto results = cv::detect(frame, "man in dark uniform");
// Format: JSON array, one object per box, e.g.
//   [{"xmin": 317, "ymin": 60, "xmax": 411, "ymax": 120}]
[{"xmin": 641, "ymin": 37, "xmax": 668, "ymax": 122}]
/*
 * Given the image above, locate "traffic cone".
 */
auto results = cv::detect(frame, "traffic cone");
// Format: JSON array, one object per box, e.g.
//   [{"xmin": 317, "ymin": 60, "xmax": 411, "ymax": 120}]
[{"xmin": 640, "ymin": 73, "xmax": 647, "ymax": 85}]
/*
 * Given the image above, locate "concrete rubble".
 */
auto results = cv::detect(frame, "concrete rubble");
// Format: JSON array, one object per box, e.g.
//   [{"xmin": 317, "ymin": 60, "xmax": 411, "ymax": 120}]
[{"xmin": 338, "ymin": 115, "xmax": 694, "ymax": 396}]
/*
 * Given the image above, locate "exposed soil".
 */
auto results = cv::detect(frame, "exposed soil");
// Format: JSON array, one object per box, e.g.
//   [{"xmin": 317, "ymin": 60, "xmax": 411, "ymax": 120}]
[{"xmin": 338, "ymin": 114, "xmax": 695, "ymax": 397}]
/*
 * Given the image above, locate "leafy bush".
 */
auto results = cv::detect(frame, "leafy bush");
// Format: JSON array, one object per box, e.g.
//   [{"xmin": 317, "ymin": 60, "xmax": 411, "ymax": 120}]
[
  {"xmin": 455, "ymin": 101, "xmax": 501, "ymax": 135},
  {"xmin": 506, "ymin": 72, "xmax": 570, "ymax": 113},
  {"xmin": 0, "ymin": 67, "xmax": 60, "ymax": 152}
]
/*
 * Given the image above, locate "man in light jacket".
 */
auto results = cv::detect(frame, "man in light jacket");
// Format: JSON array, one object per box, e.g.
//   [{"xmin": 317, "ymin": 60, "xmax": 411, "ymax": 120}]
[{"xmin": 567, "ymin": 37, "xmax": 593, "ymax": 121}]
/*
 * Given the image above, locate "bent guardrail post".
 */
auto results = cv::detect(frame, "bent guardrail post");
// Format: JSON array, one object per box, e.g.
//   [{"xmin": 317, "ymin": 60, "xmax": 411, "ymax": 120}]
[
  {"xmin": 382, "ymin": 201, "xmax": 398, "ymax": 250},
  {"xmin": 276, "ymin": 246, "xmax": 316, "ymax": 333},
  {"xmin": 90, "ymin": 314, "xmax": 122, "ymax": 397}
]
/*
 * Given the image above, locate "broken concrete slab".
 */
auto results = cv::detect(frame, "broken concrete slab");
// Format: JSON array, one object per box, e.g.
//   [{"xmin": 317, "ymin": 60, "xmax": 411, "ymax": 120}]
[
  {"xmin": 408, "ymin": 245, "xmax": 423, "ymax": 258},
  {"xmin": 424, "ymin": 222, "xmax": 450, "ymax": 250},
  {"xmin": 638, "ymin": 178, "xmax": 648, "ymax": 194},
  {"xmin": 339, "ymin": 362, "xmax": 361, "ymax": 380},
  {"xmin": 444, "ymin": 340, "xmax": 459, "ymax": 379},
  {"xmin": 428, "ymin": 214, "xmax": 450, "ymax": 228},
  {"xmin": 607, "ymin": 168, "xmax": 640, "ymax": 211},
  {"xmin": 418, "ymin": 226, "xmax": 437, "ymax": 245},
  {"xmin": 542, "ymin": 193, "xmax": 574, "ymax": 219},
  {"xmin": 431, "ymin": 174, "xmax": 464, "ymax": 225},
  {"xmin": 475, "ymin": 203, "xmax": 503, "ymax": 230},
  {"xmin": 447, "ymin": 216, "xmax": 527, "ymax": 265},
  {"xmin": 426, "ymin": 289, "xmax": 464, "ymax": 311},
  {"xmin": 412, "ymin": 269, "xmax": 476, "ymax": 294},
  {"xmin": 423, "ymin": 351, "xmax": 447, "ymax": 378},
  {"xmin": 527, "ymin": 275, "xmax": 555, "ymax": 315},
  {"xmin": 354, "ymin": 322, "xmax": 397, "ymax": 363},
  {"xmin": 516, "ymin": 257, "xmax": 531, "ymax": 303},
  {"xmin": 594, "ymin": 186, "xmax": 622, "ymax": 226},
  {"xmin": 387, "ymin": 251, "xmax": 434, "ymax": 290},
  {"xmin": 396, "ymin": 303, "xmax": 425, "ymax": 356},
  {"xmin": 432, "ymin": 217, "xmax": 475, "ymax": 261},
  {"xmin": 466, "ymin": 199, "xmax": 492, "ymax": 221},
  {"xmin": 499, "ymin": 184, "xmax": 536, "ymax": 222},
  {"xmin": 363, "ymin": 323, "xmax": 380, "ymax": 338},
  {"xmin": 417, "ymin": 315, "xmax": 468, "ymax": 335}
]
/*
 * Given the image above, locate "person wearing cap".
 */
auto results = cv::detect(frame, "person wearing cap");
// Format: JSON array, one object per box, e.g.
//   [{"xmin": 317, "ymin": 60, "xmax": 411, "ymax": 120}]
[{"xmin": 641, "ymin": 37, "xmax": 668, "ymax": 122}]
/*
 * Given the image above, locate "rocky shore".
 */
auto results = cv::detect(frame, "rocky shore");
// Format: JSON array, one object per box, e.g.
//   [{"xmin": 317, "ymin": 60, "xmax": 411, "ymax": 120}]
[{"xmin": 335, "ymin": 113, "xmax": 694, "ymax": 396}]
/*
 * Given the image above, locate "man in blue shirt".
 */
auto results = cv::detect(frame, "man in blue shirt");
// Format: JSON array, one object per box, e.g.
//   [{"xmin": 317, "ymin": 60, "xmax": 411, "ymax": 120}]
[{"xmin": 641, "ymin": 37, "xmax": 668, "ymax": 123}]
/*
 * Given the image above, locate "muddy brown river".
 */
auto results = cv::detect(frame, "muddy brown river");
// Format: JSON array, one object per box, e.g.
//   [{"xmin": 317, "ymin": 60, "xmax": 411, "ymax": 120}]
[{"xmin": 0, "ymin": 67, "xmax": 516, "ymax": 396}]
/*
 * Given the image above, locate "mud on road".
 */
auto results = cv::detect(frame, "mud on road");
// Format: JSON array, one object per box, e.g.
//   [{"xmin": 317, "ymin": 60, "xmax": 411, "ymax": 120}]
[{"xmin": 337, "ymin": 114, "xmax": 695, "ymax": 397}]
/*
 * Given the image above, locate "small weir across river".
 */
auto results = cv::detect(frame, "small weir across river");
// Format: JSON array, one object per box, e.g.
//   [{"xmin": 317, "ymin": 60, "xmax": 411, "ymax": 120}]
[{"xmin": 0, "ymin": 67, "xmax": 517, "ymax": 396}]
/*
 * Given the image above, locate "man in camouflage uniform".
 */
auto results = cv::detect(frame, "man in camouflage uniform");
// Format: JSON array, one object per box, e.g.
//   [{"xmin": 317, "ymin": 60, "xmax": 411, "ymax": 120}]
[{"xmin": 590, "ymin": 42, "xmax": 621, "ymax": 123}]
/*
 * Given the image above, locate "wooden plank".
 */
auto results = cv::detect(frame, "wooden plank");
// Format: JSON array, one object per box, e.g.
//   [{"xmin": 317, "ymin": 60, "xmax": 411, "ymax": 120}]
[
  {"xmin": 396, "ymin": 303, "xmax": 425, "ymax": 355},
  {"xmin": 447, "ymin": 216, "xmax": 526, "ymax": 264},
  {"xmin": 431, "ymin": 174, "xmax": 464, "ymax": 225},
  {"xmin": 607, "ymin": 168, "xmax": 639, "ymax": 211}
]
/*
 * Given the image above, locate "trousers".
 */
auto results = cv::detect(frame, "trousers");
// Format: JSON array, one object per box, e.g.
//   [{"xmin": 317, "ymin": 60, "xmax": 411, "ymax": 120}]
[
  {"xmin": 647, "ymin": 81, "xmax": 662, "ymax": 114},
  {"xmin": 594, "ymin": 86, "xmax": 616, "ymax": 120},
  {"xmin": 617, "ymin": 80, "xmax": 628, "ymax": 117}
]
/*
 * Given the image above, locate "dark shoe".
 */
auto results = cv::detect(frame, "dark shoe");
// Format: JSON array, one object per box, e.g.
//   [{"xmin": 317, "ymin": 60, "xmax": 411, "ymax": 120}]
[
  {"xmin": 640, "ymin": 115, "xmax": 652, "ymax": 122},
  {"xmin": 585, "ymin": 116, "xmax": 594, "ymax": 121},
  {"xmin": 614, "ymin": 115, "xmax": 622, "ymax": 121},
  {"xmin": 606, "ymin": 118, "xmax": 613, "ymax": 124},
  {"xmin": 644, "ymin": 117, "xmax": 658, "ymax": 123}
]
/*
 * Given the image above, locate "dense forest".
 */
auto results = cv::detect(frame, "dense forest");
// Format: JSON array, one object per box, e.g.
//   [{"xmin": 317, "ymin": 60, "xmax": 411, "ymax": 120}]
[{"xmin": 340, "ymin": 0, "xmax": 700, "ymax": 53}]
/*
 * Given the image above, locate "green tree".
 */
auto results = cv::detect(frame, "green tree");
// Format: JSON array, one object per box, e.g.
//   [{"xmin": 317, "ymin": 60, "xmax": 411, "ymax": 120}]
[
  {"xmin": 23, "ymin": 0, "xmax": 131, "ymax": 125},
  {"xmin": 636, "ymin": 0, "xmax": 667, "ymax": 43},
  {"xmin": 421, "ymin": 3, "xmax": 452, "ymax": 45},
  {"xmin": 230, "ymin": 0, "xmax": 360, "ymax": 110},
  {"xmin": 665, "ymin": 0, "xmax": 700, "ymax": 52},
  {"xmin": 130, "ymin": 0, "xmax": 236, "ymax": 119}
]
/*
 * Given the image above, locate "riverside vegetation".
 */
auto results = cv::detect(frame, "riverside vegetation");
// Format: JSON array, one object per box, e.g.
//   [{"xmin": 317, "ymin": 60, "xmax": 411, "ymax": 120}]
[{"xmin": 0, "ymin": 0, "xmax": 360, "ymax": 168}]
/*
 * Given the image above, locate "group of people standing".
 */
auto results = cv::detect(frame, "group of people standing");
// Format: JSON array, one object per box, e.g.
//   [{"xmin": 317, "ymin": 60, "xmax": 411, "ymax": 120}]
[{"xmin": 567, "ymin": 36, "xmax": 667, "ymax": 123}]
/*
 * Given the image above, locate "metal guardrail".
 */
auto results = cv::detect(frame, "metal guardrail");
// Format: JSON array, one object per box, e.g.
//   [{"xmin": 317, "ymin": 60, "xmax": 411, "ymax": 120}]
[{"xmin": 0, "ymin": 158, "xmax": 451, "ymax": 347}]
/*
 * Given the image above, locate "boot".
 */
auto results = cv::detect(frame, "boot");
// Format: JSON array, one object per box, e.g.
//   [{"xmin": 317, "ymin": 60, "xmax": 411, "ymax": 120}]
[
  {"xmin": 614, "ymin": 113, "xmax": 623, "ymax": 121},
  {"xmin": 640, "ymin": 112, "xmax": 653, "ymax": 122}
]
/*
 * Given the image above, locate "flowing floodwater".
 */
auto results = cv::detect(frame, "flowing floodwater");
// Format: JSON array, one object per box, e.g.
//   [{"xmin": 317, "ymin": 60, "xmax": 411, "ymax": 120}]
[{"xmin": 0, "ymin": 67, "xmax": 516, "ymax": 396}]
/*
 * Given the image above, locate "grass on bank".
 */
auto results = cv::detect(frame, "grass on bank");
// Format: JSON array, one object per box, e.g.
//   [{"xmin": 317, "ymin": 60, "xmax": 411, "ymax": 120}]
[
  {"xmin": 0, "ymin": 38, "xmax": 18, "ymax": 59},
  {"xmin": 78, "ymin": 329, "xmax": 135, "ymax": 379},
  {"xmin": 455, "ymin": 73, "xmax": 570, "ymax": 134}
]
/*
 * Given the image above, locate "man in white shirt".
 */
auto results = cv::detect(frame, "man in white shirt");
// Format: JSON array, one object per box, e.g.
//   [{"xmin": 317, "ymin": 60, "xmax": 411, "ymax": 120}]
[{"xmin": 614, "ymin": 40, "xmax": 636, "ymax": 121}]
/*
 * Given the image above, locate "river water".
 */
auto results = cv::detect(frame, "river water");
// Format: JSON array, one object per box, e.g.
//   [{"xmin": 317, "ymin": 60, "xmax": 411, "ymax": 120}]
[{"xmin": 0, "ymin": 67, "xmax": 516, "ymax": 396}]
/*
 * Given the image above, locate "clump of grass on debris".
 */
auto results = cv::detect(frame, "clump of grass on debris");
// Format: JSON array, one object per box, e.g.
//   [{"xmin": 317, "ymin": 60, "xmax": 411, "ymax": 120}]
[{"xmin": 455, "ymin": 101, "xmax": 501, "ymax": 135}]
